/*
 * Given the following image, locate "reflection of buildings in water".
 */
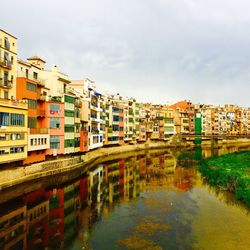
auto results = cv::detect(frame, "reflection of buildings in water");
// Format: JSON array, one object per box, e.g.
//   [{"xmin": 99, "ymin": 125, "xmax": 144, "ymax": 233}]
[
  {"xmin": 173, "ymin": 167, "xmax": 197, "ymax": 191},
  {"xmin": 24, "ymin": 188, "xmax": 49, "ymax": 250},
  {"xmin": 46, "ymin": 187, "xmax": 65, "ymax": 249},
  {"xmin": 79, "ymin": 175, "xmax": 89, "ymax": 208},
  {"xmin": 146, "ymin": 154, "xmax": 176, "ymax": 186},
  {"xmin": 124, "ymin": 157, "xmax": 140, "ymax": 200},
  {"xmin": 88, "ymin": 165, "xmax": 103, "ymax": 206},
  {"xmin": 2, "ymin": 179, "xmax": 82, "ymax": 250},
  {"xmin": 63, "ymin": 180, "xmax": 81, "ymax": 248},
  {"xmin": 103, "ymin": 158, "xmax": 140, "ymax": 203},
  {"xmin": 0, "ymin": 202, "xmax": 27, "ymax": 250}
]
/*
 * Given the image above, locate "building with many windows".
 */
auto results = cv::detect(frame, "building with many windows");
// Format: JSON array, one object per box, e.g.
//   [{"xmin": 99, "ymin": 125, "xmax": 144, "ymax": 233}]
[
  {"xmin": 0, "ymin": 29, "xmax": 17, "ymax": 100},
  {"xmin": 16, "ymin": 58, "xmax": 50, "ymax": 164}
]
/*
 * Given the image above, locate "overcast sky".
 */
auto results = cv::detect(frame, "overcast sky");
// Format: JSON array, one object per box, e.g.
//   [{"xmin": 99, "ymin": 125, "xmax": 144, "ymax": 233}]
[{"xmin": 1, "ymin": 0, "xmax": 250, "ymax": 106}]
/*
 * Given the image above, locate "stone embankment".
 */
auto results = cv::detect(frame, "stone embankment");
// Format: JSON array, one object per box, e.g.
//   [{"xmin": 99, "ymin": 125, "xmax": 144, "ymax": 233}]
[
  {"xmin": 0, "ymin": 140, "xmax": 186, "ymax": 190},
  {"xmin": 1, "ymin": 136, "xmax": 250, "ymax": 191}
]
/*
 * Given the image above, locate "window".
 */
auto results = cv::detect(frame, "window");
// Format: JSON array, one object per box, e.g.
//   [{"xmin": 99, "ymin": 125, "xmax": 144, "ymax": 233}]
[
  {"xmin": 10, "ymin": 114, "xmax": 25, "ymax": 126},
  {"xmin": 4, "ymin": 51, "xmax": 9, "ymax": 61},
  {"xmin": 64, "ymin": 139, "xmax": 74, "ymax": 148},
  {"xmin": 0, "ymin": 134, "xmax": 8, "ymax": 140},
  {"xmin": 10, "ymin": 147, "xmax": 24, "ymax": 154},
  {"xmin": 28, "ymin": 117, "xmax": 37, "ymax": 128},
  {"xmin": 75, "ymin": 109, "xmax": 80, "ymax": 118},
  {"xmin": 26, "ymin": 82, "xmax": 37, "ymax": 92},
  {"xmin": 75, "ymin": 124, "xmax": 80, "ymax": 133},
  {"xmin": 50, "ymin": 118, "xmax": 60, "ymax": 129},
  {"xmin": 50, "ymin": 104, "xmax": 60, "ymax": 111},
  {"xmin": 0, "ymin": 112, "xmax": 9, "ymax": 126},
  {"xmin": 50, "ymin": 136, "xmax": 60, "ymax": 149},
  {"xmin": 65, "ymin": 126, "xmax": 74, "ymax": 133},
  {"xmin": 10, "ymin": 133, "xmax": 24, "ymax": 140},
  {"xmin": 4, "ymin": 91, "xmax": 8, "ymax": 99},
  {"xmin": 113, "ymin": 115, "xmax": 119, "ymax": 122},
  {"xmin": 4, "ymin": 37, "xmax": 10, "ymax": 49},
  {"xmin": 64, "ymin": 95, "xmax": 75, "ymax": 104},
  {"xmin": 33, "ymin": 72, "xmax": 38, "ymax": 80},
  {"xmin": 74, "ymin": 138, "xmax": 80, "ymax": 147},
  {"xmin": 28, "ymin": 99, "xmax": 37, "ymax": 109},
  {"xmin": 65, "ymin": 110, "xmax": 74, "ymax": 117},
  {"xmin": 4, "ymin": 71, "xmax": 8, "ymax": 87}
]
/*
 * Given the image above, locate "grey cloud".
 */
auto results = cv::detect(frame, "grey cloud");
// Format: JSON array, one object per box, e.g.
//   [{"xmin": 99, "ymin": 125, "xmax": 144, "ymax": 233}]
[{"xmin": 1, "ymin": 0, "xmax": 250, "ymax": 106}]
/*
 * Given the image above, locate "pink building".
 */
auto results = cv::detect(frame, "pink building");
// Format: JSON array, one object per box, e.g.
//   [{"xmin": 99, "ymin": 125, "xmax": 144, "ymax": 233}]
[{"xmin": 44, "ymin": 101, "xmax": 65, "ymax": 155}]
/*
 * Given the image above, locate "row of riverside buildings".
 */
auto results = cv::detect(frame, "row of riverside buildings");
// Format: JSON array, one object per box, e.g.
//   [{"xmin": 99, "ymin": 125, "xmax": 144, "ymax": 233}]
[{"xmin": 1, "ymin": 28, "xmax": 250, "ymax": 167}]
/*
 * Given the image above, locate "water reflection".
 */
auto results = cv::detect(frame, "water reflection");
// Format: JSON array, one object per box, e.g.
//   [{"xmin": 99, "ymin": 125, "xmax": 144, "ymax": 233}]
[{"xmin": 0, "ymin": 146, "xmax": 250, "ymax": 250}]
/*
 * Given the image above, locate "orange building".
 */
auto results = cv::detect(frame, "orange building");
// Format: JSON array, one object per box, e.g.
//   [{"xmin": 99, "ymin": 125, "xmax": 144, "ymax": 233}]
[
  {"xmin": 170, "ymin": 100, "xmax": 195, "ymax": 134},
  {"xmin": 16, "ymin": 58, "xmax": 50, "ymax": 164}
]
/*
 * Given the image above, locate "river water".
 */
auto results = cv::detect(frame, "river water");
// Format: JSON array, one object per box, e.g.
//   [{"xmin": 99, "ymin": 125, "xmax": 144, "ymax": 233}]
[{"xmin": 0, "ymin": 146, "xmax": 250, "ymax": 250}]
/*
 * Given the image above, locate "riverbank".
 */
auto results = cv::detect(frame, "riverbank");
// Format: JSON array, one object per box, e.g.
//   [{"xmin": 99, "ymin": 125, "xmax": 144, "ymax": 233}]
[
  {"xmin": 199, "ymin": 151, "xmax": 250, "ymax": 206},
  {"xmin": 0, "ymin": 140, "xmax": 187, "ymax": 191}
]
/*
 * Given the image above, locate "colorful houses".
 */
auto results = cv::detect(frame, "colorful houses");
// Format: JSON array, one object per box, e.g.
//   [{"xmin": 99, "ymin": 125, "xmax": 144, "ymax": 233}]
[
  {"xmin": 0, "ymin": 30, "xmax": 28, "ymax": 165},
  {"xmin": 2, "ymin": 27, "xmax": 250, "ymax": 168}
]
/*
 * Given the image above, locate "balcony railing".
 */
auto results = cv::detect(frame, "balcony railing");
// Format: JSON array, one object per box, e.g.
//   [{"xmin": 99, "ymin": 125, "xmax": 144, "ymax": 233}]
[
  {"xmin": 30, "ymin": 128, "xmax": 49, "ymax": 134},
  {"xmin": 91, "ymin": 102, "xmax": 98, "ymax": 108},
  {"xmin": 38, "ymin": 94, "xmax": 46, "ymax": 101},
  {"xmin": 91, "ymin": 128, "xmax": 99, "ymax": 134},
  {"xmin": 17, "ymin": 72, "xmax": 45, "ymax": 85},
  {"xmin": 75, "ymin": 99, "xmax": 82, "ymax": 108},
  {"xmin": 0, "ymin": 58, "xmax": 12, "ymax": 69},
  {"xmin": 37, "ymin": 109, "xmax": 46, "ymax": 117},
  {"xmin": 0, "ymin": 79, "xmax": 12, "ymax": 88}
]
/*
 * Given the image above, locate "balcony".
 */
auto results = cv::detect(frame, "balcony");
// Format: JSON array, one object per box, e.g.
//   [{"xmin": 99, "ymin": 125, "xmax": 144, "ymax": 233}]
[
  {"xmin": 37, "ymin": 109, "xmax": 46, "ymax": 117},
  {"xmin": 91, "ymin": 128, "xmax": 99, "ymax": 134},
  {"xmin": 29, "ymin": 128, "xmax": 49, "ymax": 134},
  {"xmin": 0, "ymin": 98, "xmax": 27, "ymax": 109},
  {"xmin": 38, "ymin": 94, "xmax": 46, "ymax": 101},
  {"xmin": 0, "ymin": 79, "xmax": 13, "ymax": 89},
  {"xmin": 0, "ymin": 58, "xmax": 12, "ymax": 69},
  {"xmin": 75, "ymin": 99, "xmax": 82, "ymax": 108},
  {"xmin": 17, "ymin": 72, "xmax": 45, "ymax": 86}
]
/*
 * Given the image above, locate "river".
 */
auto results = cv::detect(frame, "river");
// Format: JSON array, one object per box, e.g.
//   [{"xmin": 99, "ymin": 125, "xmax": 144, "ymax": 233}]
[{"xmin": 0, "ymin": 145, "xmax": 250, "ymax": 250}]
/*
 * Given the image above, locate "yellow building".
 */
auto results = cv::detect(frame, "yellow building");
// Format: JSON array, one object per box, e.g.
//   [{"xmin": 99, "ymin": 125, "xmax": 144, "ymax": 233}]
[
  {"xmin": 0, "ymin": 29, "xmax": 17, "ymax": 100},
  {"xmin": 0, "ymin": 29, "xmax": 28, "ymax": 165},
  {"xmin": 0, "ymin": 99, "xmax": 28, "ymax": 164}
]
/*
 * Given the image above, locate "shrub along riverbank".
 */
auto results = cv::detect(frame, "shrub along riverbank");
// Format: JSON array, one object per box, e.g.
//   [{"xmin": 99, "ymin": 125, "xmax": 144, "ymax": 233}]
[{"xmin": 198, "ymin": 151, "xmax": 250, "ymax": 206}]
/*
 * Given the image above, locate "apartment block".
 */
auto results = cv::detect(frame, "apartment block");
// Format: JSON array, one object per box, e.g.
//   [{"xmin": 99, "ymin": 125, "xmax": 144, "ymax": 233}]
[
  {"xmin": 103, "ymin": 94, "xmax": 124, "ymax": 146},
  {"xmin": 16, "ymin": 58, "xmax": 50, "ymax": 164},
  {"xmin": 0, "ymin": 99, "xmax": 28, "ymax": 164},
  {"xmin": 70, "ymin": 79, "xmax": 104, "ymax": 150},
  {"xmin": 0, "ymin": 29, "xmax": 17, "ymax": 100}
]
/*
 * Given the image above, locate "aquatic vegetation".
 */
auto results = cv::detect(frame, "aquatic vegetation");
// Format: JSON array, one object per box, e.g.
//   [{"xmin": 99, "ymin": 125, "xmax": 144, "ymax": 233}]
[
  {"xmin": 117, "ymin": 235, "xmax": 163, "ymax": 249},
  {"xmin": 198, "ymin": 151, "xmax": 250, "ymax": 206}
]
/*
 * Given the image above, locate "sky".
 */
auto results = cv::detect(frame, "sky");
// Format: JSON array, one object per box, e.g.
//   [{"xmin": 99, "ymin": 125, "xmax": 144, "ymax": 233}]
[{"xmin": 1, "ymin": 0, "xmax": 250, "ymax": 106}]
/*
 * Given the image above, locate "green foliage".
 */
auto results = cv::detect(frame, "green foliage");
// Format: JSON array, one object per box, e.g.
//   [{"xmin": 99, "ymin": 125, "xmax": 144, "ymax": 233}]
[{"xmin": 198, "ymin": 151, "xmax": 250, "ymax": 206}]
